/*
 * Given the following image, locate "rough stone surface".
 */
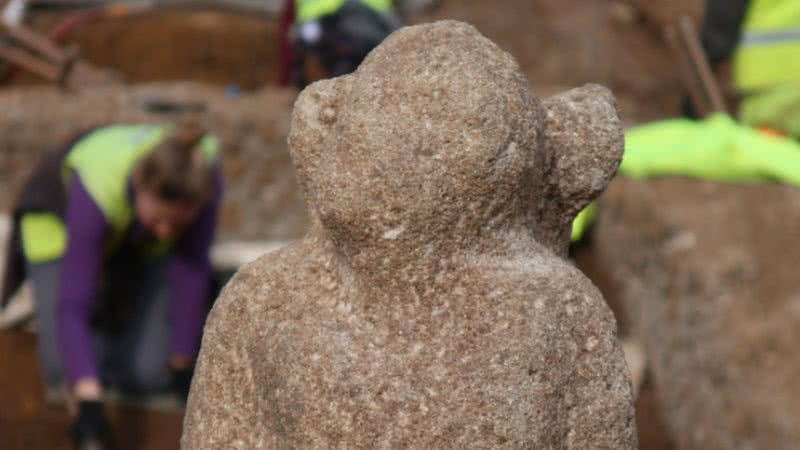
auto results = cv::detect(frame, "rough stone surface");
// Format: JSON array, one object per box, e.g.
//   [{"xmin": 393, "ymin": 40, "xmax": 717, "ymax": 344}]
[
  {"xmin": 182, "ymin": 21, "xmax": 636, "ymax": 449},
  {"xmin": 593, "ymin": 177, "xmax": 800, "ymax": 450}
]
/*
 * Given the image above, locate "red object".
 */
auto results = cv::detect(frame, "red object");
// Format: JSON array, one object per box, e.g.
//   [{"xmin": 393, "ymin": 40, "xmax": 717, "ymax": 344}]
[
  {"xmin": 755, "ymin": 125, "xmax": 786, "ymax": 138},
  {"xmin": 48, "ymin": 7, "xmax": 106, "ymax": 43},
  {"xmin": 277, "ymin": 0, "xmax": 295, "ymax": 87}
]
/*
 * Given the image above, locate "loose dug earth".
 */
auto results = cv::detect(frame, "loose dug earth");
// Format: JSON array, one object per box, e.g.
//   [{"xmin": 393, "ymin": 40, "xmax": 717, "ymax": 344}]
[
  {"xmin": 573, "ymin": 241, "xmax": 675, "ymax": 450},
  {"xmin": 413, "ymin": 0, "xmax": 702, "ymax": 123},
  {"xmin": 593, "ymin": 177, "xmax": 800, "ymax": 450}
]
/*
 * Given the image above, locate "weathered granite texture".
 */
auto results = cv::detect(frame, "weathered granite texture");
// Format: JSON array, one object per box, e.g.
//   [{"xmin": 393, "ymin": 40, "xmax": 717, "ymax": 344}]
[{"xmin": 182, "ymin": 20, "xmax": 636, "ymax": 449}]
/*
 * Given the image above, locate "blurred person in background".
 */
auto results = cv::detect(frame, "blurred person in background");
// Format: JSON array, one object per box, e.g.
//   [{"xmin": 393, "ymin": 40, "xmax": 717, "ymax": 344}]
[
  {"xmin": 277, "ymin": 0, "xmax": 401, "ymax": 88},
  {"xmin": 1, "ymin": 122, "xmax": 222, "ymax": 449},
  {"xmin": 694, "ymin": 0, "xmax": 800, "ymax": 137}
]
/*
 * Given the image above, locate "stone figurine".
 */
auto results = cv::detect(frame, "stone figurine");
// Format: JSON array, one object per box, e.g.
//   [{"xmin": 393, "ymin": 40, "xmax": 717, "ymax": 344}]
[{"xmin": 182, "ymin": 20, "xmax": 636, "ymax": 449}]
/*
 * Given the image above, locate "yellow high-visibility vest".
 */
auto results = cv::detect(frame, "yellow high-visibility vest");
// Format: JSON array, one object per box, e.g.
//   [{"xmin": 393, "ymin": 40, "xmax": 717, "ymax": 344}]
[
  {"xmin": 732, "ymin": 0, "xmax": 800, "ymax": 91},
  {"xmin": 294, "ymin": 0, "xmax": 392, "ymax": 23},
  {"xmin": 20, "ymin": 125, "xmax": 218, "ymax": 262}
]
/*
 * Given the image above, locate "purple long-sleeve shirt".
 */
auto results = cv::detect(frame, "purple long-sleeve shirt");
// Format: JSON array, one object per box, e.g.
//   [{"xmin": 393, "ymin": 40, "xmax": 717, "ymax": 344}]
[{"xmin": 57, "ymin": 168, "xmax": 222, "ymax": 384}]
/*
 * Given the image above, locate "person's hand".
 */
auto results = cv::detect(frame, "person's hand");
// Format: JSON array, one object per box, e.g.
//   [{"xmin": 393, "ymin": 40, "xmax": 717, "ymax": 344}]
[
  {"xmin": 170, "ymin": 366, "xmax": 194, "ymax": 403},
  {"xmin": 168, "ymin": 355, "xmax": 195, "ymax": 403},
  {"xmin": 70, "ymin": 400, "xmax": 109, "ymax": 450}
]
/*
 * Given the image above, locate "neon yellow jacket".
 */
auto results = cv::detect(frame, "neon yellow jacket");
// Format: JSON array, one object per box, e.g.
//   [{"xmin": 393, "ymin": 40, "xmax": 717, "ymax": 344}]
[
  {"xmin": 733, "ymin": 0, "xmax": 800, "ymax": 136},
  {"xmin": 294, "ymin": 0, "xmax": 392, "ymax": 23},
  {"xmin": 571, "ymin": 114, "xmax": 800, "ymax": 240},
  {"xmin": 21, "ymin": 125, "xmax": 218, "ymax": 263},
  {"xmin": 733, "ymin": 0, "xmax": 800, "ymax": 91}
]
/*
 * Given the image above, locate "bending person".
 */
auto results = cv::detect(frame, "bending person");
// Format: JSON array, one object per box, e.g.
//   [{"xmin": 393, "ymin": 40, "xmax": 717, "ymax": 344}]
[{"xmin": 1, "ymin": 122, "xmax": 223, "ymax": 449}]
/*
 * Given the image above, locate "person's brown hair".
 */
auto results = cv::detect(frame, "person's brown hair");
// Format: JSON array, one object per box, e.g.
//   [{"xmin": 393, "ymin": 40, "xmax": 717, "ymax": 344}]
[{"xmin": 137, "ymin": 121, "xmax": 214, "ymax": 206}]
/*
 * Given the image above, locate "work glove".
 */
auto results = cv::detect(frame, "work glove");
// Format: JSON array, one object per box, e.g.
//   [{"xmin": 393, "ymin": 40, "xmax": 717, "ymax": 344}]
[
  {"xmin": 170, "ymin": 365, "xmax": 194, "ymax": 404},
  {"xmin": 70, "ymin": 400, "xmax": 109, "ymax": 450}
]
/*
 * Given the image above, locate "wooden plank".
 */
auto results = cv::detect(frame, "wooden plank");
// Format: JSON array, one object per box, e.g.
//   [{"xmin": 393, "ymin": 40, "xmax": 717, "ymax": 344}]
[
  {"xmin": 662, "ymin": 22, "xmax": 710, "ymax": 117},
  {"xmin": 677, "ymin": 15, "xmax": 727, "ymax": 114},
  {"xmin": 1, "ymin": 23, "xmax": 70, "ymax": 64},
  {"xmin": 0, "ymin": 45, "xmax": 60, "ymax": 80}
]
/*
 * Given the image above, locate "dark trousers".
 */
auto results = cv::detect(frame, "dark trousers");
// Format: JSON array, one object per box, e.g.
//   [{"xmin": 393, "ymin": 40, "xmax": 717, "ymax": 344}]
[{"xmin": 28, "ymin": 255, "xmax": 172, "ymax": 393}]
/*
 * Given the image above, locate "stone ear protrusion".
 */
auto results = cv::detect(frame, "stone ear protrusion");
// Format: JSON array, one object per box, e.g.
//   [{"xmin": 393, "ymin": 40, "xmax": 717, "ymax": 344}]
[
  {"xmin": 541, "ymin": 84, "xmax": 624, "ymax": 217},
  {"xmin": 289, "ymin": 78, "xmax": 341, "ymax": 149},
  {"xmin": 289, "ymin": 78, "xmax": 345, "ymax": 198}
]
